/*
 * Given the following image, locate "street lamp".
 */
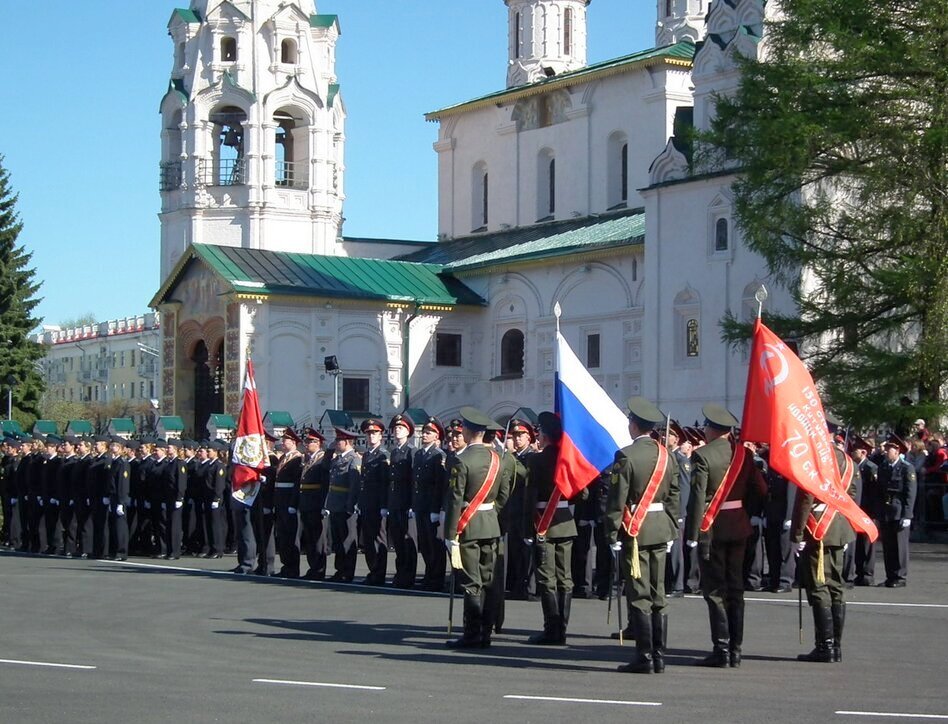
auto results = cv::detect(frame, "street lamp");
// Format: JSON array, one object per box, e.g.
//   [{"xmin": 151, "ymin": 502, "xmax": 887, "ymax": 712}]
[
  {"xmin": 324, "ymin": 356, "xmax": 341, "ymax": 410},
  {"xmin": 4, "ymin": 373, "xmax": 17, "ymax": 421}
]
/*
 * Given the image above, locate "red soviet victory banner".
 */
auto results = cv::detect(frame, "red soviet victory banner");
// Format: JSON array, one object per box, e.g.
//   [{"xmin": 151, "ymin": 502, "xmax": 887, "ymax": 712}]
[
  {"xmin": 741, "ymin": 319, "xmax": 878, "ymax": 542},
  {"xmin": 230, "ymin": 360, "xmax": 267, "ymax": 505}
]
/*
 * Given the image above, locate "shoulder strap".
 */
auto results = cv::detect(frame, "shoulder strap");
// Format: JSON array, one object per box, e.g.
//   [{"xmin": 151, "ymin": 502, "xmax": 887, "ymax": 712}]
[
  {"xmin": 455, "ymin": 449, "xmax": 500, "ymax": 537},
  {"xmin": 699, "ymin": 442, "xmax": 747, "ymax": 533},
  {"xmin": 621, "ymin": 442, "xmax": 670, "ymax": 537}
]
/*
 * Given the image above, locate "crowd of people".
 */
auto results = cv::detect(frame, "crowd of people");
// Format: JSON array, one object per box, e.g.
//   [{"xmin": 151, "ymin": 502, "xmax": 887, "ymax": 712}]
[{"xmin": 0, "ymin": 402, "xmax": 934, "ymax": 672}]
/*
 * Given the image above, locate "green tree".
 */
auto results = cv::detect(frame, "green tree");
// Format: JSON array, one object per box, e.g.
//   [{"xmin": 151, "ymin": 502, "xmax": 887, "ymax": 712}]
[
  {"xmin": 706, "ymin": 0, "xmax": 948, "ymax": 428},
  {"xmin": 0, "ymin": 155, "xmax": 45, "ymax": 422}
]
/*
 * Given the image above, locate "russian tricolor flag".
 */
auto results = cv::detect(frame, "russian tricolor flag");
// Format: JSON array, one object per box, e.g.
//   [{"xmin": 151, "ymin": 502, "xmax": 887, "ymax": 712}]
[{"xmin": 554, "ymin": 331, "xmax": 632, "ymax": 498}]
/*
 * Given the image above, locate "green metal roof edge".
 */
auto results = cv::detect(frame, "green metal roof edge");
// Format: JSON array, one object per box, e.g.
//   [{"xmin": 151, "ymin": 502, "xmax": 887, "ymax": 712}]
[
  {"xmin": 34, "ymin": 420, "xmax": 58, "ymax": 434},
  {"xmin": 265, "ymin": 411, "xmax": 296, "ymax": 427},
  {"xmin": 448, "ymin": 234, "xmax": 644, "ymax": 274},
  {"xmin": 209, "ymin": 414, "xmax": 236, "ymax": 427},
  {"xmin": 311, "ymin": 14, "xmax": 340, "ymax": 31},
  {"xmin": 1, "ymin": 420, "xmax": 24, "ymax": 434},
  {"xmin": 158, "ymin": 416, "xmax": 185, "ymax": 430},
  {"xmin": 109, "ymin": 418, "xmax": 136, "ymax": 432},
  {"xmin": 170, "ymin": 8, "xmax": 201, "ymax": 25},
  {"xmin": 426, "ymin": 40, "xmax": 695, "ymax": 118},
  {"xmin": 66, "ymin": 420, "xmax": 94, "ymax": 433},
  {"xmin": 327, "ymin": 83, "xmax": 340, "ymax": 108}
]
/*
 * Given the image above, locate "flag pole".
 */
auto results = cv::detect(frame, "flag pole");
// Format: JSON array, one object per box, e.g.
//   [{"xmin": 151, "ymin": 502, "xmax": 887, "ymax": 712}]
[{"xmin": 755, "ymin": 285, "xmax": 768, "ymax": 319}]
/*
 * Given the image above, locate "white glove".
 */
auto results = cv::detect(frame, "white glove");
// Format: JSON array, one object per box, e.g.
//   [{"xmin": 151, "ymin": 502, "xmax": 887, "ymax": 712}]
[
  {"xmin": 161, "ymin": 502, "xmax": 167, "ymax": 511},
  {"xmin": 795, "ymin": 541, "xmax": 807, "ymax": 555},
  {"xmin": 10, "ymin": 497, "xmax": 17, "ymax": 505},
  {"xmin": 174, "ymin": 500, "xmax": 183, "ymax": 510},
  {"xmin": 750, "ymin": 516, "xmax": 763, "ymax": 527},
  {"xmin": 69, "ymin": 499, "xmax": 74, "ymax": 506},
  {"xmin": 380, "ymin": 508, "xmax": 389, "ymax": 518},
  {"xmin": 144, "ymin": 501, "xmax": 152, "ymax": 510},
  {"xmin": 666, "ymin": 540, "xmax": 674, "ymax": 553},
  {"xmin": 260, "ymin": 475, "xmax": 267, "ymax": 483},
  {"xmin": 50, "ymin": 498, "xmax": 59, "ymax": 506},
  {"xmin": 210, "ymin": 501, "xmax": 220, "ymax": 510},
  {"xmin": 429, "ymin": 512, "xmax": 440, "ymax": 523},
  {"xmin": 686, "ymin": 540, "xmax": 698, "ymax": 548},
  {"xmin": 115, "ymin": 504, "xmax": 125, "ymax": 517},
  {"xmin": 610, "ymin": 541, "xmax": 622, "ymax": 552},
  {"xmin": 524, "ymin": 538, "xmax": 534, "ymax": 546},
  {"xmin": 102, "ymin": 497, "xmax": 110, "ymax": 506},
  {"xmin": 407, "ymin": 509, "xmax": 414, "ymax": 519},
  {"xmin": 900, "ymin": 518, "xmax": 911, "ymax": 529},
  {"xmin": 37, "ymin": 497, "xmax": 44, "ymax": 506},
  {"xmin": 354, "ymin": 505, "xmax": 361, "ymax": 516},
  {"xmin": 288, "ymin": 507, "xmax": 297, "ymax": 514},
  {"xmin": 842, "ymin": 543, "xmax": 849, "ymax": 552},
  {"xmin": 321, "ymin": 509, "xmax": 330, "ymax": 518},
  {"xmin": 263, "ymin": 507, "xmax": 273, "ymax": 515},
  {"xmin": 783, "ymin": 519, "xmax": 792, "ymax": 531}
]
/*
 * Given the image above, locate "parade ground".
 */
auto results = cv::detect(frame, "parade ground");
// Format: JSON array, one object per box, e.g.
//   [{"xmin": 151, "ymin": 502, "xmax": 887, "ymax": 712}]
[{"xmin": 1, "ymin": 546, "xmax": 946, "ymax": 724}]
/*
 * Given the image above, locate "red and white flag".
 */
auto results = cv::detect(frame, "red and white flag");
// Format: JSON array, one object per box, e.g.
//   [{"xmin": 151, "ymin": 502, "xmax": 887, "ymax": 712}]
[
  {"xmin": 231, "ymin": 360, "xmax": 267, "ymax": 506},
  {"xmin": 741, "ymin": 319, "xmax": 878, "ymax": 541}
]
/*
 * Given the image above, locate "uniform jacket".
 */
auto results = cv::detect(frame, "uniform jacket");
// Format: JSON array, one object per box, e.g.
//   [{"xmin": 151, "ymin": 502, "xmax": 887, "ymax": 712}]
[
  {"xmin": 524, "ymin": 444, "xmax": 577, "ymax": 539},
  {"xmin": 298, "ymin": 449, "xmax": 330, "ymax": 512},
  {"xmin": 387, "ymin": 442, "xmax": 415, "ymax": 513},
  {"xmin": 764, "ymin": 468, "xmax": 797, "ymax": 526},
  {"xmin": 57, "ymin": 454, "xmax": 78, "ymax": 504},
  {"xmin": 41, "ymin": 455, "xmax": 62, "ymax": 501},
  {"xmin": 325, "ymin": 450, "xmax": 362, "ymax": 515},
  {"xmin": 790, "ymin": 447, "xmax": 857, "ymax": 547},
  {"xmin": 606, "ymin": 435, "xmax": 679, "ymax": 547},
  {"xmin": 206, "ymin": 459, "xmax": 227, "ymax": 502},
  {"xmin": 856, "ymin": 458, "xmax": 880, "ymax": 519},
  {"xmin": 877, "ymin": 456, "xmax": 917, "ymax": 522},
  {"xmin": 445, "ymin": 443, "xmax": 511, "ymax": 543},
  {"xmin": 411, "ymin": 444, "xmax": 447, "ymax": 514},
  {"xmin": 90, "ymin": 453, "xmax": 113, "ymax": 498},
  {"xmin": 163, "ymin": 456, "xmax": 188, "ymax": 502},
  {"xmin": 358, "ymin": 446, "xmax": 390, "ymax": 513},
  {"xmin": 273, "ymin": 450, "xmax": 304, "ymax": 509},
  {"xmin": 109, "ymin": 455, "xmax": 131, "ymax": 507}
]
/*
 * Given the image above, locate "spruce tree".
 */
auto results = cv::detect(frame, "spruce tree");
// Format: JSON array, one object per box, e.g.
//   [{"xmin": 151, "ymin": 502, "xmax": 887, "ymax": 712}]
[
  {"xmin": 706, "ymin": 0, "xmax": 948, "ymax": 429},
  {"xmin": 0, "ymin": 155, "xmax": 45, "ymax": 423}
]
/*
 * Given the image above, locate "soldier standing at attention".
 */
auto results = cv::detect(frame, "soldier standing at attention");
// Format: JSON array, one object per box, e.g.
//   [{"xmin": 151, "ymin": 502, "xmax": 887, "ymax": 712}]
[
  {"xmin": 606, "ymin": 398, "xmax": 680, "ymax": 673},
  {"xmin": 791, "ymin": 430, "xmax": 857, "ymax": 663},
  {"xmin": 850, "ymin": 437, "xmax": 880, "ymax": 586},
  {"xmin": 877, "ymin": 435, "xmax": 917, "ymax": 587},
  {"xmin": 204, "ymin": 440, "xmax": 228, "ymax": 559},
  {"xmin": 387, "ymin": 414, "xmax": 417, "ymax": 589},
  {"xmin": 107, "ymin": 437, "xmax": 131, "ymax": 562},
  {"xmin": 524, "ymin": 412, "xmax": 576, "ymax": 645},
  {"xmin": 506, "ymin": 420, "xmax": 537, "ymax": 601},
  {"xmin": 273, "ymin": 428, "xmax": 304, "ymax": 579},
  {"xmin": 412, "ymin": 417, "xmax": 448, "ymax": 591},
  {"xmin": 298, "ymin": 428, "xmax": 330, "ymax": 580},
  {"xmin": 445, "ymin": 407, "xmax": 511, "ymax": 649},
  {"xmin": 358, "ymin": 419, "xmax": 390, "ymax": 586},
  {"xmin": 686, "ymin": 404, "xmax": 767, "ymax": 668},
  {"xmin": 326, "ymin": 427, "xmax": 362, "ymax": 583}
]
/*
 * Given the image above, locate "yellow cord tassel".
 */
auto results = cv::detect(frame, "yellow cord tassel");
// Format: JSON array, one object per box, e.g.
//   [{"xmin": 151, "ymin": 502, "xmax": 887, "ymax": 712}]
[
  {"xmin": 631, "ymin": 536, "xmax": 641, "ymax": 579},
  {"xmin": 816, "ymin": 539, "xmax": 825, "ymax": 584},
  {"xmin": 450, "ymin": 537, "xmax": 464, "ymax": 573}
]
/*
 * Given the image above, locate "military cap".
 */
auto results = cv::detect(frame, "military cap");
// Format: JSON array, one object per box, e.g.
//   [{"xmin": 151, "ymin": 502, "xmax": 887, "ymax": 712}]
[
  {"xmin": 882, "ymin": 434, "xmax": 908, "ymax": 454},
  {"xmin": 195, "ymin": 440, "xmax": 210, "ymax": 449},
  {"xmin": 334, "ymin": 426, "xmax": 358, "ymax": 441},
  {"xmin": 211, "ymin": 439, "xmax": 230, "ymax": 452},
  {"xmin": 301, "ymin": 426, "xmax": 325, "ymax": 442},
  {"xmin": 32, "ymin": 434, "xmax": 47, "ymax": 443},
  {"xmin": 154, "ymin": 439, "xmax": 169, "ymax": 449},
  {"xmin": 109, "ymin": 435, "xmax": 127, "ymax": 446},
  {"xmin": 487, "ymin": 417, "xmax": 504, "ymax": 432},
  {"xmin": 264, "ymin": 431, "xmax": 278, "ymax": 442},
  {"xmin": 537, "ymin": 411, "xmax": 563, "ymax": 442},
  {"xmin": 125, "ymin": 440, "xmax": 141, "ymax": 451},
  {"xmin": 45, "ymin": 434, "xmax": 63, "ymax": 446},
  {"xmin": 422, "ymin": 416, "xmax": 445, "ymax": 440},
  {"xmin": 7, "ymin": 439, "xmax": 21, "ymax": 449},
  {"xmin": 360, "ymin": 418, "xmax": 385, "ymax": 434},
  {"xmin": 509, "ymin": 418, "xmax": 536, "ymax": 441},
  {"xmin": 389, "ymin": 413, "xmax": 414, "ymax": 436},
  {"xmin": 824, "ymin": 412, "xmax": 843, "ymax": 431},
  {"xmin": 281, "ymin": 427, "xmax": 302, "ymax": 443},
  {"xmin": 702, "ymin": 403, "xmax": 739, "ymax": 430},
  {"xmin": 447, "ymin": 419, "xmax": 464, "ymax": 434},
  {"xmin": 94, "ymin": 434, "xmax": 112, "ymax": 443},
  {"xmin": 459, "ymin": 406, "xmax": 494, "ymax": 432},
  {"xmin": 667, "ymin": 419, "xmax": 687, "ymax": 443},
  {"xmin": 849, "ymin": 434, "xmax": 873, "ymax": 455},
  {"xmin": 167, "ymin": 438, "xmax": 181, "ymax": 448},
  {"xmin": 180, "ymin": 439, "xmax": 198, "ymax": 450},
  {"xmin": 62, "ymin": 435, "xmax": 80, "ymax": 445},
  {"xmin": 626, "ymin": 396, "xmax": 665, "ymax": 425},
  {"xmin": 140, "ymin": 435, "xmax": 158, "ymax": 445},
  {"xmin": 683, "ymin": 426, "xmax": 705, "ymax": 446}
]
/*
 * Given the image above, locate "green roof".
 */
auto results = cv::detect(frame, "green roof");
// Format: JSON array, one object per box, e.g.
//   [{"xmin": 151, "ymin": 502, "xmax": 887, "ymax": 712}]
[
  {"xmin": 320, "ymin": 410, "xmax": 353, "ymax": 428},
  {"xmin": 402, "ymin": 408, "xmax": 430, "ymax": 425},
  {"xmin": 170, "ymin": 8, "xmax": 201, "ymax": 25},
  {"xmin": 108, "ymin": 418, "xmax": 136, "ymax": 434},
  {"xmin": 33, "ymin": 420, "xmax": 59, "ymax": 435},
  {"xmin": 65, "ymin": 420, "xmax": 94, "ymax": 434},
  {"xmin": 427, "ymin": 41, "xmax": 695, "ymax": 120},
  {"xmin": 208, "ymin": 414, "xmax": 236, "ymax": 429},
  {"xmin": 398, "ymin": 209, "xmax": 645, "ymax": 273},
  {"xmin": 310, "ymin": 14, "xmax": 340, "ymax": 31},
  {"xmin": 1, "ymin": 420, "xmax": 24, "ymax": 435},
  {"xmin": 327, "ymin": 83, "xmax": 340, "ymax": 108},
  {"xmin": 265, "ymin": 411, "xmax": 295, "ymax": 428},
  {"xmin": 158, "ymin": 416, "xmax": 185, "ymax": 431},
  {"xmin": 153, "ymin": 244, "xmax": 485, "ymax": 308}
]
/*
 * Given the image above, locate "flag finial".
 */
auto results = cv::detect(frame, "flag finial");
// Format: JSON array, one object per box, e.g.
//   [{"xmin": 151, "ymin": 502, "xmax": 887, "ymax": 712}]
[
  {"xmin": 754, "ymin": 285, "xmax": 768, "ymax": 319},
  {"xmin": 554, "ymin": 301, "xmax": 562, "ymax": 335}
]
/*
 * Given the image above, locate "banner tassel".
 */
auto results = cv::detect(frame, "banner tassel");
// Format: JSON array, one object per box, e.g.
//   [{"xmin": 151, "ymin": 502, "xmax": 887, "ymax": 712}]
[
  {"xmin": 631, "ymin": 536, "xmax": 641, "ymax": 579},
  {"xmin": 816, "ymin": 539, "xmax": 825, "ymax": 584}
]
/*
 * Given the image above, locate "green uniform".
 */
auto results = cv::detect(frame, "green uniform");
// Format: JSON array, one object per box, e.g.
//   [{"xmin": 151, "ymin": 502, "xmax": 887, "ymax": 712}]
[{"xmin": 524, "ymin": 443, "xmax": 576, "ymax": 594}]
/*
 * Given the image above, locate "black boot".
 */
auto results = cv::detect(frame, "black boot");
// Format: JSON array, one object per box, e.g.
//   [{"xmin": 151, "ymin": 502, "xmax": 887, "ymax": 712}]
[
  {"xmin": 651, "ymin": 611, "xmax": 668, "ymax": 673},
  {"xmin": 618, "ymin": 609, "xmax": 654, "ymax": 673},
  {"xmin": 557, "ymin": 591, "xmax": 572, "ymax": 644},
  {"xmin": 696, "ymin": 603, "xmax": 730, "ymax": 667},
  {"xmin": 797, "ymin": 604, "xmax": 834, "ymax": 662},
  {"xmin": 831, "ymin": 602, "xmax": 845, "ymax": 663},
  {"xmin": 528, "ymin": 591, "xmax": 562, "ymax": 645},
  {"xmin": 447, "ymin": 592, "xmax": 484, "ymax": 649},
  {"xmin": 727, "ymin": 601, "xmax": 744, "ymax": 668}
]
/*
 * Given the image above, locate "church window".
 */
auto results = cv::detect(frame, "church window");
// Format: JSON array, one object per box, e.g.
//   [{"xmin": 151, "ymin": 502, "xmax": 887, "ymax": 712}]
[
  {"xmin": 471, "ymin": 163, "xmax": 488, "ymax": 231},
  {"xmin": 631, "ymin": 257, "xmax": 638, "ymax": 281},
  {"xmin": 514, "ymin": 12, "xmax": 521, "ymax": 59},
  {"xmin": 175, "ymin": 42, "xmax": 186, "ymax": 70},
  {"xmin": 281, "ymin": 39, "xmax": 298, "ymax": 64},
  {"xmin": 564, "ymin": 8, "xmax": 573, "ymax": 55},
  {"xmin": 607, "ymin": 133, "xmax": 630, "ymax": 209},
  {"xmin": 587, "ymin": 333, "xmax": 601, "ymax": 369},
  {"xmin": 205, "ymin": 106, "xmax": 247, "ymax": 186},
  {"xmin": 686, "ymin": 319, "xmax": 699, "ymax": 357},
  {"xmin": 436, "ymin": 333, "xmax": 463, "ymax": 367},
  {"xmin": 674, "ymin": 288, "xmax": 701, "ymax": 365},
  {"xmin": 482, "ymin": 171, "xmax": 489, "ymax": 228},
  {"xmin": 342, "ymin": 378, "xmax": 370, "ymax": 413},
  {"xmin": 537, "ymin": 150, "xmax": 556, "ymax": 221},
  {"xmin": 221, "ymin": 37, "xmax": 237, "ymax": 63},
  {"xmin": 715, "ymin": 217, "xmax": 729, "ymax": 251},
  {"xmin": 665, "ymin": 0, "xmax": 674, "ymax": 17},
  {"xmin": 500, "ymin": 329, "xmax": 525, "ymax": 376},
  {"xmin": 549, "ymin": 159, "xmax": 556, "ymax": 215},
  {"xmin": 621, "ymin": 144, "xmax": 629, "ymax": 202}
]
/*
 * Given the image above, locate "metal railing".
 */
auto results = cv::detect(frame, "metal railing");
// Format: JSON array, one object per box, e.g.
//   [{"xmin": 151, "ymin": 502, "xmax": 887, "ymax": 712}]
[
  {"xmin": 275, "ymin": 160, "xmax": 307, "ymax": 189},
  {"xmin": 138, "ymin": 360, "xmax": 158, "ymax": 378},
  {"xmin": 159, "ymin": 161, "xmax": 183, "ymax": 191},
  {"xmin": 199, "ymin": 158, "xmax": 245, "ymax": 187}
]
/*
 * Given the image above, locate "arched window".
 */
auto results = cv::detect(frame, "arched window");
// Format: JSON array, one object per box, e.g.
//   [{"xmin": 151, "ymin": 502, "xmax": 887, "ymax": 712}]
[
  {"xmin": 608, "ymin": 133, "xmax": 629, "ymax": 208},
  {"xmin": 175, "ymin": 42, "xmax": 186, "ymax": 70},
  {"xmin": 563, "ymin": 8, "xmax": 573, "ymax": 55},
  {"xmin": 673, "ymin": 287, "xmax": 701, "ymax": 365},
  {"xmin": 537, "ymin": 149, "xmax": 556, "ymax": 221},
  {"xmin": 221, "ymin": 36, "xmax": 237, "ymax": 62},
  {"xmin": 514, "ymin": 12, "xmax": 521, "ymax": 59},
  {"xmin": 471, "ymin": 162, "xmax": 488, "ymax": 230},
  {"xmin": 274, "ymin": 108, "xmax": 309, "ymax": 189},
  {"xmin": 206, "ymin": 105, "xmax": 247, "ymax": 186},
  {"xmin": 665, "ymin": 0, "xmax": 674, "ymax": 17},
  {"xmin": 501, "ymin": 329, "xmax": 525, "ymax": 376},
  {"xmin": 281, "ymin": 38, "xmax": 297, "ymax": 64},
  {"xmin": 715, "ymin": 218, "xmax": 729, "ymax": 251},
  {"xmin": 549, "ymin": 158, "xmax": 556, "ymax": 215}
]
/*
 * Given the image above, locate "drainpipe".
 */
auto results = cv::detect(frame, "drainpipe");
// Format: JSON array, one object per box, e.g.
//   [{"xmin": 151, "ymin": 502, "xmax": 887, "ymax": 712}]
[{"xmin": 402, "ymin": 302, "xmax": 421, "ymax": 411}]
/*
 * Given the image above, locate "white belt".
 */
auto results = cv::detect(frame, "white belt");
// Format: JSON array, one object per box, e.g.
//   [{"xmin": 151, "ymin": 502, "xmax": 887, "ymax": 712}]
[
  {"xmin": 536, "ymin": 500, "xmax": 570, "ymax": 510},
  {"xmin": 462, "ymin": 502, "xmax": 494, "ymax": 512},
  {"xmin": 630, "ymin": 502, "xmax": 664, "ymax": 513},
  {"xmin": 720, "ymin": 500, "xmax": 743, "ymax": 511},
  {"xmin": 813, "ymin": 504, "xmax": 827, "ymax": 513},
  {"xmin": 274, "ymin": 482, "xmax": 296, "ymax": 489}
]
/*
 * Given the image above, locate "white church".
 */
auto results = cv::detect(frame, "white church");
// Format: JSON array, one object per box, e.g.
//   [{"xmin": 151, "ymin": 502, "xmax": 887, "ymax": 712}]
[{"xmin": 151, "ymin": 0, "xmax": 794, "ymax": 437}]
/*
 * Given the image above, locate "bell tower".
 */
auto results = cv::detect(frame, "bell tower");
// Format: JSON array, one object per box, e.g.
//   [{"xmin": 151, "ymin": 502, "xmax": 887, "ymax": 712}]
[
  {"xmin": 656, "ymin": 0, "xmax": 708, "ymax": 45},
  {"xmin": 505, "ymin": 0, "xmax": 590, "ymax": 88},
  {"xmin": 159, "ymin": 0, "xmax": 346, "ymax": 279}
]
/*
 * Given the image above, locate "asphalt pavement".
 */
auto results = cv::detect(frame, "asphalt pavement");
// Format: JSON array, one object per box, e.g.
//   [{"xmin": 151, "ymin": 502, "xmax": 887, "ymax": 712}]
[{"xmin": 1, "ymin": 546, "xmax": 946, "ymax": 724}]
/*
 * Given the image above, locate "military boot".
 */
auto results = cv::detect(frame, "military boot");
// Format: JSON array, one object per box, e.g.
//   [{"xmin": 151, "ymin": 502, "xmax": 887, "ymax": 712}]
[
  {"xmin": 528, "ymin": 591, "xmax": 562, "ymax": 645},
  {"xmin": 696, "ymin": 603, "xmax": 730, "ymax": 667},
  {"xmin": 652, "ymin": 611, "xmax": 668, "ymax": 673},
  {"xmin": 557, "ymin": 591, "xmax": 572, "ymax": 644},
  {"xmin": 831, "ymin": 602, "xmax": 846, "ymax": 663},
  {"xmin": 727, "ymin": 601, "xmax": 745, "ymax": 668},
  {"xmin": 447, "ymin": 592, "xmax": 484, "ymax": 649},
  {"xmin": 617, "ymin": 609, "xmax": 654, "ymax": 673},
  {"xmin": 797, "ymin": 604, "xmax": 834, "ymax": 663}
]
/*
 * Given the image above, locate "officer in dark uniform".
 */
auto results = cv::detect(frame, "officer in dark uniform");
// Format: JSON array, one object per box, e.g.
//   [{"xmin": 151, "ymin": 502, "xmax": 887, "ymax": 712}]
[
  {"xmin": 791, "ymin": 434, "xmax": 857, "ymax": 662},
  {"xmin": 89, "ymin": 434, "xmax": 113, "ymax": 559},
  {"xmin": 273, "ymin": 428, "xmax": 304, "ymax": 578},
  {"xmin": 482, "ymin": 420, "xmax": 516, "ymax": 639},
  {"xmin": 326, "ymin": 426, "xmax": 362, "ymax": 582},
  {"xmin": 664, "ymin": 421, "xmax": 692, "ymax": 597},
  {"xmin": 162, "ymin": 440, "xmax": 188, "ymax": 560},
  {"xmin": 72, "ymin": 437, "xmax": 94, "ymax": 558},
  {"xmin": 180, "ymin": 440, "xmax": 202, "ymax": 555},
  {"xmin": 204, "ymin": 440, "xmax": 228, "ymax": 558},
  {"xmin": 877, "ymin": 435, "xmax": 917, "ymax": 587},
  {"xmin": 686, "ymin": 404, "xmax": 766, "ymax": 668},
  {"xmin": 522, "ymin": 412, "xmax": 575, "ymax": 645},
  {"xmin": 56, "ymin": 436, "xmax": 79, "ymax": 556},
  {"xmin": 851, "ymin": 436, "xmax": 880, "ymax": 586},
  {"xmin": 358, "ymin": 418, "xmax": 390, "ymax": 586},
  {"xmin": 4, "ymin": 439, "xmax": 23, "ymax": 550},
  {"xmin": 505, "ymin": 419, "xmax": 537, "ymax": 600},
  {"xmin": 107, "ymin": 436, "xmax": 131, "ymax": 561},
  {"xmin": 742, "ymin": 443, "xmax": 769, "ymax": 592},
  {"xmin": 413, "ymin": 417, "xmax": 448, "ymax": 591},
  {"xmin": 607, "ymin": 397, "xmax": 680, "ymax": 674},
  {"xmin": 445, "ymin": 407, "xmax": 511, "ymax": 649},
  {"xmin": 41, "ymin": 436, "xmax": 63, "ymax": 554},
  {"xmin": 298, "ymin": 428, "xmax": 330, "ymax": 580},
  {"xmin": 253, "ymin": 438, "xmax": 278, "ymax": 575},
  {"xmin": 387, "ymin": 414, "xmax": 417, "ymax": 588},
  {"xmin": 762, "ymin": 461, "xmax": 796, "ymax": 593}
]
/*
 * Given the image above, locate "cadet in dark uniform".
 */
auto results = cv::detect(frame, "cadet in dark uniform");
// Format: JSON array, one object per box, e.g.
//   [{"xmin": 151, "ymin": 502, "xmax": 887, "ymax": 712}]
[
  {"xmin": 387, "ymin": 414, "xmax": 417, "ymax": 588},
  {"xmin": 445, "ymin": 407, "xmax": 511, "ymax": 649},
  {"xmin": 791, "ymin": 435, "xmax": 857, "ymax": 662},
  {"xmin": 505, "ymin": 420, "xmax": 537, "ymax": 600},
  {"xmin": 877, "ymin": 435, "xmax": 917, "ymax": 587},
  {"xmin": 523, "ymin": 412, "xmax": 576, "ymax": 645},
  {"xmin": 41, "ymin": 436, "xmax": 63, "ymax": 554},
  {"xmin": 326, "ymin": 427, "xmax": 361, "ymax": 582},
  {"xmin": 298, "ymin": 428, "xmax": 330, "ymax": 580},
  {"xmin": 108, "ymin": 437, "xmax": 131, "ymax": 561},
  {"xmin": 851, "ymin": 437, "xmax": 880, "ymax": 586},
  {"xmin": 4, "ymin": 439, "xmax": 23, "ymax": 550},
  {"xmin": 162, "ymin": 440, "xmax": 188, "ymax": 560},
  {"xmin": 413, "ymin": 417, "xmax": 448, "ymax": 592},
  {"xmin": 180, "ymin": 441, "xmax": 203, "ymax": 555},
  {"xmin": 664, "ymin": 421, "xmax": 692, "ymax": 597},
  {"xmin": 253, "ymin": 441, "xmax": 278, "ymax": 575},
  {"xmin": 358, "ymin": 419, "xmax": 390, "ymax": 586},
  {"xmin": 762, "ymin": 461, "xmax": 797, "ymax": 593},
  {"xmin": 606, "ymin": 397, "xmax": 680, "ymax": 673},
  {"xmin": 686, "ymin": 404, "xmax": 766, "ymax": 668},
  {"xmin": 204, "ymin": 440, "xmax": 228, "ymax": 558},
  {"xmin": 56, "ymin": 436, "xmax": 79, "ymax": 556},
  {"xmin": 273, "ymin": 428, "xmax": 304, "ymax": 579},
  {"xmin": 73, "ymin": 438, "xmax": 94, "ymax": 558},
  {"xmin": 89, "ymin": 435, "xmax": 113, "ymax": 559}
]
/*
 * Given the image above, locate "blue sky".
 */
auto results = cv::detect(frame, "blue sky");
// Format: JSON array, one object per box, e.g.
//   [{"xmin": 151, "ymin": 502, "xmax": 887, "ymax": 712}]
[{"xmin": 0, "ymin": 1, "xmax": 656, "ymax": 328}]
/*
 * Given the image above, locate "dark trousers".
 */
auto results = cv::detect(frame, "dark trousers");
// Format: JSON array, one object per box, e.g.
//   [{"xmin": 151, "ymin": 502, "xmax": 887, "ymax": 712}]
[
  {"xmin": 535, "ymin": 536, "xmax": 574, "ymax": 594},
  {"xmin": 361, "ymin": 512, "xmax": 388, "ymax": 584},
  {"xmin": 482, "ymin": 538, "xmax": 506, "ymax": 633},
  {"xmin": 700, "ymin": 539, "xmax": 746, "ymax": 643},
  {"xmin": 205, "ymin": 501, "xmax": 225, "ymax": 556},
  {"xmin": 28, "ymin": 497, "xmax": 45, "ymax": 552},
  {"xmin": 417, "ymin": 516, "xmax": 445, "ymax": 589},
  {"xmin": 389, "ymin": 511, "xmax": 417, "ymax": 587},
  {"xmin": 150, "ymin": 499, "xmax": 166, "ymax": 555},
  {"xmin": 1, "ymin": 495, "xmax": 9, "ymax": 544},
  {"xmin": 233, "ymin": 503, "xmax": 256, "ymax": 573},
  {"xmin": 764, "ymin": 521, "xmax": 796, "ymax": 589},
  {"xmin": 572, "ymin": 521, "xmax": 596, "ymax": 595},
  {"xmin": 743, "ymin": 523, "xmax": 765, "ymax": 589},
  {"xmin": 8, "ymin": 499, "xmax": 22, "ymax": 549},
  {"xmin": 458, "ymin": 538, "xmax": 498, "ymax": 596},
  {"xmin": 92, "ymin": 499, "xmax": 110, "ymax": 557},
  {"xmin": 183, "ymin": 497, "xmax": 207, "ymax": 554},
  {"xmin": 506, "ymin": 523, "xmax": 536, "ymax": 597},
  {"xmin": 75, "ymin": 499, "xmax": 93, "ymax": 556},
  {"xmin": 44, "ymin": 501, "xmax": 62, "ymax": 553},
  {"xmin": 253, "ymin": 505, "xmax": 275, "ymax": 574},
  {"xmin": 299, "ymin": 509, "xmax": 327, "ymax": 578},
  {"xmin": 109, "ymin": 508, "xmax": 128, "ymax": 558},
  {"xmin": 275, "ymin": 507, "xmax": 300, "ymax": 577},
  {"xmin": 329, "ymin": 512, "xmax": 356, "ymax": 581},
  {"xmin": 60, "ymin": 502, "xmax": 77, "ymax": 555},
  {"xmin": 854, "ymin": 533, "xmax": 876, "ymax": 584},
  {"xmin": 880, "ymin": 520, "xmax": 910, "ymax": 583},
  {"xmin": 593, "ymin": 520, "xmax": 614, "ymax": 597},
  {"xmin": 163, "ymin": 499, "xmax": 183, "ymax": 558}
]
